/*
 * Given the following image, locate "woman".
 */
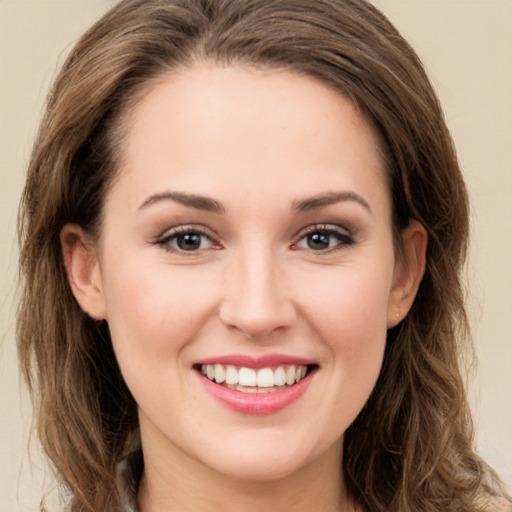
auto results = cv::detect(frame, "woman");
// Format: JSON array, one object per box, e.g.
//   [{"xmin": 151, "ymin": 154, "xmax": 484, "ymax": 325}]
[{"xmin": 16, "ymin": 0, "xmax": 510, "ymax": 511}]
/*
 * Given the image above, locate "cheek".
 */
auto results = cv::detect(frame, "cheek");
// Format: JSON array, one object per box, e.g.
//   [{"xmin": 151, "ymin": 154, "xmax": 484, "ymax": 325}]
[
  {"xmin": 298, "ymin": 262, "xmax": 393, "ymax": 341},
  {"xmin": 99, "ymin": 259, "xmax": 222, "ymax": 419},
  {"xmin": 101, "ymin": 258, "xmax": 218, "ymax": 359},
  {"xmin": 294, "ymin": 258, "xmax": 393, "ymax": 393},
  {"xmin": 325, "ymin": 281, "xmax": 388, "ymax": 379}
]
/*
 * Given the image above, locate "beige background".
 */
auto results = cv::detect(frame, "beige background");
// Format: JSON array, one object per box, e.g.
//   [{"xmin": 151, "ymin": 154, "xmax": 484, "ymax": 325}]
[{"xmin": 1, "ymin": 0, "xmax": 511, "ymax": 510}]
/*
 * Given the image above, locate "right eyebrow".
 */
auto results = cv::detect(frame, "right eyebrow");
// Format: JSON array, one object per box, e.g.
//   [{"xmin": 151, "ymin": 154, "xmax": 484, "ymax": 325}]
[
  {"xmin": 138, "ymin": 191, "xmax": 226, "ymax": 214},
  {"xmin": 292, "ymin": 191, "xmax": 372, "ymax": 214}
]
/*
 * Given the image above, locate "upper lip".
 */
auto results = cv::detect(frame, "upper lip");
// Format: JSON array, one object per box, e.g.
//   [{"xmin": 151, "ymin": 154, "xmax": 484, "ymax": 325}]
[{"xmin": 194, "ymin": 354, "xmax": 316, "ymax": 369}]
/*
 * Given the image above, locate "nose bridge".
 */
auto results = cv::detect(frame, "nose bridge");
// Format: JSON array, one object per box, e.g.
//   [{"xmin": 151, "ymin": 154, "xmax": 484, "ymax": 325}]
[{"xmin": 219, "ymin": 240, "xmax": 294, "ymax": 339}]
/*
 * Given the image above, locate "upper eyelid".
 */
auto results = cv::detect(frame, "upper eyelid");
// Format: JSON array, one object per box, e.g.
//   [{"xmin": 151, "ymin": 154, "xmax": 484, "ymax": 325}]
[
  {"xmin": 294, "ymin": 223, "xmax": 353, "ymax": 239},
  {"xmin": 291, "ymin": 224, "xmax": 356, "ymax": 251},
  {"xmin": 152, "ymin": 226, "xmax": 223, "ymax": 254},
  {"xmin": 155, "ymin": 235, "xmax": 220, "ymax": 263},
  {"xmin": 156, "ymin": 224, "xmax": 218, "ymax": 242}
]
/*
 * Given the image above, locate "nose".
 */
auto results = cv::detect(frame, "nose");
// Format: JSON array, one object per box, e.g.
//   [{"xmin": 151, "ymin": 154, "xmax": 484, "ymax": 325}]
[{"xmin": 219, "ymin": 247, "xmax": 296, "ymax": 340}]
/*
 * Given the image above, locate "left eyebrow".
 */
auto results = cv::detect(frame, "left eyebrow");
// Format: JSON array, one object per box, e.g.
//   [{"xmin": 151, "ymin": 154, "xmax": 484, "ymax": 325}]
[
  {"xmin": 138, "ymin": 191, "xmax": 225, "ymax": 214},
  {"xmin": 292, "ymin": 191, "xmax": 372, "ymax": 214}
]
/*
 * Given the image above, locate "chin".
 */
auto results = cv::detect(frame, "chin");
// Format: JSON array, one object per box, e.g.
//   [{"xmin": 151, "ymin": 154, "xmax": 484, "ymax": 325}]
[
  {"xmin": 189, "ymin": 428, "xmax": 342, "ymax": 483},
  {"xmin": 202, "ymin": 452, "xmax": 314, "ymax": 482}
]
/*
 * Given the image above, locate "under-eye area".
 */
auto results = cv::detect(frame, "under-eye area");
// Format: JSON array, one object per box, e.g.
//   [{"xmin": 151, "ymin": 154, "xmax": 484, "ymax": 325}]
[{"xmin": 195, "ymin": 364, "xmax": 319, "ymax": 393}]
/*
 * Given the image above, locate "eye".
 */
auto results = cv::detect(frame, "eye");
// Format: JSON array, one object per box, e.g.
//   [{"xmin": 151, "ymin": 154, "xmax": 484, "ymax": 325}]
[
  {"xmin": 293, "ymin": 226, "xmax": 355, "ymax": 252},
  {"xmin": 155, "ymin": 227, "xmax": 218, "ymax": 253}
]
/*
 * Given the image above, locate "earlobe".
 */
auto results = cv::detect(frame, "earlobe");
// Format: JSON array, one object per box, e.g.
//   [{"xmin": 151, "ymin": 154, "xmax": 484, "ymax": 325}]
[
  {"xmin": 60, "ymin": 224, "xmax": 107, "ymax": 320},
  {"xmin": 387, "ymin": 220, "xmax": 427, "ymax": 328}
]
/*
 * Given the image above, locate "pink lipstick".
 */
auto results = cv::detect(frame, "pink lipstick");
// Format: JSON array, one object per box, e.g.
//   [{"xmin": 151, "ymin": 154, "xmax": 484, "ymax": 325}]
[{"xmin": 194, "ymin": 354, "xmax": 317, "ymax": 415}]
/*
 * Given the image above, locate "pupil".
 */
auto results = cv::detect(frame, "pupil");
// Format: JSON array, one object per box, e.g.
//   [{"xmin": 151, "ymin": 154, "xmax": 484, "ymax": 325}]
[
  {"xmin": 308, "ymin": 232, "xmax": 329, "ymax": 250},
  {"xmin": 178, "ymin": 233, "xmax": 201, "ymax": 250}
]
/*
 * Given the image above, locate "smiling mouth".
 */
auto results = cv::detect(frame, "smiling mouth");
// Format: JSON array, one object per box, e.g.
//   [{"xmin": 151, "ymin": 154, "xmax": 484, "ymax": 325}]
[{"xmin": 195, "ymin": 363, "xmax": 317, "ymax": 393}]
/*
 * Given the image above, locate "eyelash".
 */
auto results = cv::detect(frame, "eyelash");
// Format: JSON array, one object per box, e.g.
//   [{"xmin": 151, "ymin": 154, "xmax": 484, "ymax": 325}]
[
  {"xmin": 292, "ymin": 224, "xmax": 355, "ymax": 253},
  {"xmin": 154, "ymin": 226, "xmax": 220, "ymax": 254},
  {"xmin": 153, "ymin": 224, "xmax": 355, "ymax": 254}
]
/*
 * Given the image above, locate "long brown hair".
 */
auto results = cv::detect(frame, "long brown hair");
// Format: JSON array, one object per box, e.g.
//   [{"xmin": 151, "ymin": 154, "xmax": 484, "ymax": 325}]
[{"xmin": 17, "ymin": 0, "xmax": 505, "ymax": 510}]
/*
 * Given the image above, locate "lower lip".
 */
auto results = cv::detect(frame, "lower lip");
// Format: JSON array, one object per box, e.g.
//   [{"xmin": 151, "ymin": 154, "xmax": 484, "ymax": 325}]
[{"xmin": 198, "ymin": 371, "xmax": 315, "ymax": 415}]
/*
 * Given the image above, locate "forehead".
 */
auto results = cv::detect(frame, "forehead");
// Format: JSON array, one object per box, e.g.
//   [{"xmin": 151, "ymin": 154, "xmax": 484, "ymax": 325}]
[{"xmin": 111, "ymin": 64, "xmax": 389, "ymax": 215}]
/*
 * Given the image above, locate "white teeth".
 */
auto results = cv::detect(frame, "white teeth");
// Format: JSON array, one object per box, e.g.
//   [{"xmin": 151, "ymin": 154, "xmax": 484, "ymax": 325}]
[
  {"xmin": 214, "ymin": 364, "xmax": 225, "ymax": 383},
  {"xmin": 225, "ymin": 365, "xmax": 238, "ymax": 385},
  {"xmin": 274, "ymin": 366, "xmax": 286, "ymax": 386},
  {"xmin": 285, "ymin": 365, "xmax": 296, "ymax": 385},
  {"xmin": 238, "ymin": 367, "xmax": 257, "ymax": 386},
  {"xmin": 200, "ymin": 363, "xmax": 310, "ymax": 389},
  {"xmin": 257, "ymin": 367, "xmax": 274, "ymax": 387}
]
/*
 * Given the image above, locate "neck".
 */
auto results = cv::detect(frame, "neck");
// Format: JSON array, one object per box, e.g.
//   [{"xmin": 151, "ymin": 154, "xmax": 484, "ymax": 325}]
[{"xmin": 137, "ymin": 430, "xmax": 354, "ymax": 512}]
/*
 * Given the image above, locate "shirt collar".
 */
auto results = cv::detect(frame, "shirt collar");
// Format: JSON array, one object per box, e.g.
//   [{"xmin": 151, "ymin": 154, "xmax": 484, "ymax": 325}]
[{"xmin": 117, "ymin": 451, "xmax": 142, "ymax": 512}]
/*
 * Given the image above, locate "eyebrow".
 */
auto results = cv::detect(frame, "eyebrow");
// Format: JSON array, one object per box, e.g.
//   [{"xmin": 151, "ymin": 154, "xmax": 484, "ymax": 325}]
[
  {"xmin": 139, "ymin": 190, "xmax": 371, "ymax": 215},
  {"xmin": 292, "ymin": 191, "xmax": 372, "ymax": 213},
  {"xmin": 139, "ymin": 191, "xmax": 225, "ymax": 214}
]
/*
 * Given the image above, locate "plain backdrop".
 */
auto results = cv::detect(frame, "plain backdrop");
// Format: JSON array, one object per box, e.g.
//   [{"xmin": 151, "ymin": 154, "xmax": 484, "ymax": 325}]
[{"xmin": 1, "ymin": 1, "xmax": 511, "ymax": 510}]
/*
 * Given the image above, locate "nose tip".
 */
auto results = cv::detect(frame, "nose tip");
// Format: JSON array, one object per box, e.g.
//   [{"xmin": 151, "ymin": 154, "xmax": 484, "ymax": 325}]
[
  {"xmin": 220, "ymin": 302, "xmax": 296, "ymax": 341},
  {"xmin": 218, "ymin": 255, "xmax": 296, "ymax": 340},
  {"xmin": 223, "ymin": 305, "xmax": 294, "ymax": 340}
]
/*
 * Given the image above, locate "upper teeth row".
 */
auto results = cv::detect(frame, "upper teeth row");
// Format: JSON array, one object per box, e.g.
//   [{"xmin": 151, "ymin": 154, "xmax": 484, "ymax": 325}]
[{"xmin": 200, "ymin": 364, "xmax": 308, "ymax": 387}]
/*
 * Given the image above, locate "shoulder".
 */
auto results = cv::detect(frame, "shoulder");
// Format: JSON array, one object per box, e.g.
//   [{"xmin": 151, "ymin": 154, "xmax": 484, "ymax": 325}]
[{"xmin": 479, "ymin": 496, "xmax": 512, "ymax": 512}]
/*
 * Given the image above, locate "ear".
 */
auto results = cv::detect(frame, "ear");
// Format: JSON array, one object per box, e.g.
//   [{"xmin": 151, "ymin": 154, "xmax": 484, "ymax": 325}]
[
  {"xmin": 60, "ymin": 224, "xmax": 107, "ymax": 320},
  {"xmin": 387, "ymin": 220, "xmax": 427, "ymax": 328}
]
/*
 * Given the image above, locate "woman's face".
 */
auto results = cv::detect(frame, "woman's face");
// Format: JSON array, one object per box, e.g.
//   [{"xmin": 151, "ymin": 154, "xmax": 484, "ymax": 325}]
[{"xmin": 65, "ymin": 65, "xmax": 423, "ymax": 482}]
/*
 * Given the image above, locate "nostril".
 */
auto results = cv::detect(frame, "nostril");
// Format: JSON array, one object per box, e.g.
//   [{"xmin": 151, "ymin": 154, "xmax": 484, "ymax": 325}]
[{"xmin": 219, "ymin": 304, "xmax": 297, "ymax": 341}]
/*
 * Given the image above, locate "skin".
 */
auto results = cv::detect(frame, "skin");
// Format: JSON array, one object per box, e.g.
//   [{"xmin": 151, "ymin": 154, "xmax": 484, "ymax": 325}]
[{"xmin": 62, "ymin": 65, "xmax": 426, "ymax": 511}]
